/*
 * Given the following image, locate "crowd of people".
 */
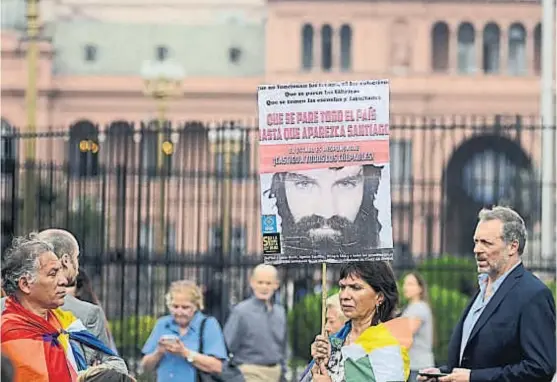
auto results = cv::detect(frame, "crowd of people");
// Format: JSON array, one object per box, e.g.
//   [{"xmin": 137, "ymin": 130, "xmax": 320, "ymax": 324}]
[
  {"xmin": 1, "ymin": 205, "xmax": 556, "ymax": 382},
  {"xmin": 0, "ymin": 227, "xmax": 288, "ymax": 382},
  {"xmin": 140, "ymin": 263, "xmax": 287, "ymax": 382}
]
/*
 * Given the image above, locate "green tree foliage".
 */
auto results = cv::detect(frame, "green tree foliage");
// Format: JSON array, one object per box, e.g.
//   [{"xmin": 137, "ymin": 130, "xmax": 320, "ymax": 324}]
[
  {"xmin": 398, "ymin": 256, "xmax": 475, "ymax": 364},
  {"xmin": 427, "ymin": 285, "xmax": 470, "ymax": 364},
  {"xmin": 109, "ymin": 315, "xmax": 157, "ymax": 352},
  {"xmin": 417, "ymin": 256, "xmax": 478, "ymax": 297}
]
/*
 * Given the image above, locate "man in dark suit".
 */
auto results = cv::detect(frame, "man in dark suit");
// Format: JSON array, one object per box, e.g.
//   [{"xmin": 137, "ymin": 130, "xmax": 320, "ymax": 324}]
[{"xmin": 419, "ymin": 206, "xmax": 556, "ymax": 382}]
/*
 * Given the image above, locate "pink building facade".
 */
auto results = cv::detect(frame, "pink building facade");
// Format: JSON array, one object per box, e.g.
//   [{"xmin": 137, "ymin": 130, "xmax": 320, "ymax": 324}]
[{"xmin": 1, "ymin": 0, "xmax": 553, "ymax": 265}]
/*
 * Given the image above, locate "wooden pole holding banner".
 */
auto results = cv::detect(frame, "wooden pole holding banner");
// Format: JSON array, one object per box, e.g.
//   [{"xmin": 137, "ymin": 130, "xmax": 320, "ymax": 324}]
[
  {"xmin": 321, "ymin": 262, "xmax": 328, "ymax": 336},
  {"xmin": 316, "ymin": 262, "xmax": 329, "ymax": 375}
]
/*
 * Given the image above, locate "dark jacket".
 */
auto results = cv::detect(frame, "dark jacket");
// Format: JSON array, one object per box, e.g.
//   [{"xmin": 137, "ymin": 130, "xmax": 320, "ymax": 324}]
[{"xmin": 441, "ymin": 263, "xmax": 556, "ymax": 382}]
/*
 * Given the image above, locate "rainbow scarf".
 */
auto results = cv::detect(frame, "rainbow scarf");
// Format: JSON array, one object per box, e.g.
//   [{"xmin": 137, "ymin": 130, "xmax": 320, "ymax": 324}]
[
  {"xmin": 1, "ymin": 297, "xmax": 80, "ymax": 382},
  {"xmin": 300, "ymin": 317, "xmax": 413, "ymax": 382},
  {"xmin": 1, "ymin": 297, "xmax": 117, "ymax": 382}
]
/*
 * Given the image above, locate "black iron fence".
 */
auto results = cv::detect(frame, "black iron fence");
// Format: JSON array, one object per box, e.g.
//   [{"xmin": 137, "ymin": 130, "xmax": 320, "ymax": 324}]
[{"xmin": 1, "ymin": 115, "xmax": 555, "ymax": 379}]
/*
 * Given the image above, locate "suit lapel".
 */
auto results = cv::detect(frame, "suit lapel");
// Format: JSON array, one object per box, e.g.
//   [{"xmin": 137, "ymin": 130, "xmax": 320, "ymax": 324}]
[{"xmin": 465, "ymin": 264, "xmax": 523, "ymax": 348}]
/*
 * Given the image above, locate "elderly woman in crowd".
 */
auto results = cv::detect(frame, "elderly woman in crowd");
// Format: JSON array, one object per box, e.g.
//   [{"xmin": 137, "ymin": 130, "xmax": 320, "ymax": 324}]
[
  {"xmin": 1, "ymin": 234, "xmax": 117, "ymax": 382},
  {"xmin": 141, "ymin": 280, "xmax": 228, "ymax": 382},
  {"xmin": 302, "ymin": 261, "xmax": 413, "ymax": 382},
  {"xmin": 324, "ymin": 293, "xmax": 348, "ymax": 335}
]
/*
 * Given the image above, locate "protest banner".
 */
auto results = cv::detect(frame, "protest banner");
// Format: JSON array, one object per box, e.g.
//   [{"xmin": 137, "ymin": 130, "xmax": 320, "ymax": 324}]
[
  {"xmin": 258, "ymin": 80, "xmax": 393, "ymax": 263},
  {"xmin": 258, "ymin": 79, "xmax": 394, "ymax": 335}
]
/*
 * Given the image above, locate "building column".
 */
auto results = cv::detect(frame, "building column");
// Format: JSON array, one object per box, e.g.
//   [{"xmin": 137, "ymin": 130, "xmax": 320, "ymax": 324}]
[
  {"xmin": 449, "ymin": 23, "xmax": 458, "ymax": 74},
  {"xmin": 475, "ymin": 29, "xmax": 483, "ymax": 74},
  {"xmin": 526, "ymin": 24, "xmax": 535, "ymax": 75},
  {"xmin": 314, "ymin": 25, "xmax": 322, "ymax": 71},
  {"xmin": 332, "ymin": 24, "xmax": 340, "ymax": 72},
  {"xmin": 500, "ymin": 29, "xmax": 508, "ymax": 74}
]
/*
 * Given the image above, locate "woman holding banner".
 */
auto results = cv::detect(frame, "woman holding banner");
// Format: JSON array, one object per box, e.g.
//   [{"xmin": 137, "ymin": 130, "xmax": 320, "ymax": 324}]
[{"xmin": 301, "ymin": 261, "xmax": 412, "ymax": 382}]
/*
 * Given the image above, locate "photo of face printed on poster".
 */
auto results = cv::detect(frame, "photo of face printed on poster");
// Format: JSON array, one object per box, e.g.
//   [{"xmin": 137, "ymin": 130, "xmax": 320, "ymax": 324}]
[{"xmin": 260, "ymin": 163, "xmax": 393, "ymax": 263}]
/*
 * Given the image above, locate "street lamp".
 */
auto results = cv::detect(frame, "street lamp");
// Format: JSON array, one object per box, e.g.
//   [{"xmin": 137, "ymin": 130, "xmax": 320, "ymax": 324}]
[
  {"xmin": 140, "ymin": 60, "xmax": 185, "ymax": 257},
  {"xmin": 23, "ymin": 0, "xmax": 40, "ymax": 232},
  {"xmin": 207, "ymin": 123, "xmax": 243, "ymax": 321},
  {"xmin": 140, "ymin": 59, "xmax": 185, "ymax": 131}
]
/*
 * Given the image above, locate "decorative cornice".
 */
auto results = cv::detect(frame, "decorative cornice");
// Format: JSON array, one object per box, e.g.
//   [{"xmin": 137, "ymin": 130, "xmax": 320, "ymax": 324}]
[
  {"xmin": 268, "ymin": 0, "xmax": 539, "ymax": 3},
  {"xmin": 0, "ymin": 88, "xmax": 257, "ymax": 100}
]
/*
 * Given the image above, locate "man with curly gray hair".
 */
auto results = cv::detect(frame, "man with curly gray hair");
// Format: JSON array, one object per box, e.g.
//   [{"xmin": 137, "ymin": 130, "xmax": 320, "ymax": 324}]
[
  {"xmin": 1, "ymin": 229, "xmax": 127, "ymax": 375},
  {"xmin": 1, "ymin": 234, "xmax": 65, "ymax": 312},
  {"xmin": 1, "ymin": 233, "xmax": 77, "ymax": 381}
]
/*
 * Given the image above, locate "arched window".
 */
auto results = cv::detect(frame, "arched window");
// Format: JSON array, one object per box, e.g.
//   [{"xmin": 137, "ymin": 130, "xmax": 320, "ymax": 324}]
[
  {"xmin": 141, "ymin": 120, "xmax": 171, "ymax": 177},
  {"xmin": 106, "ymin": 121, "xmax": 133, "ymax": 247},
  {"xmin": 179, "ymin": 121, "xmax": 205, "ymax": 166},
  {"xmin": 431, "ymin": 22, "xmax": 449, "ymax": 72},
  {"xmin": 1, "ymin": 118, "xmax": 16, "ymax": 254},
  {"xmin": 301, "ymin": 24, "xmax": 314, "ymax": 70},
  {"xmin": 457, "ymin": 22, "xmax": 476, "ymax": 74},
  {"xmin": 462, "ymin": 149, "xmax": 518, "ymax": 205},
  {"xmin": 508, "ymin": 23, "xmax": 526, "ymax": 75},
  {"xmin": 321, "ymin": 24, "xmax": 333, "ymax": 71},
  {"xmin": 1, "ymin": 119, "xmax": 16, "ymax": 174},
  {"xmin": 69, "ymin": 120, "xmax": 100, "ymax": 177},
  {"xmin": 340, "ymin": 24, "xmax": 352, "ymax": 71},
  {"xmin": 534, "ymin": 23, "xmax": 541, "ymax": 75},
  {"xmin": 208, "ymin": 121, "xmax": 250, "ymax": 179},
  {"xmin": 107, "ymin": 121, "xmax": 133, "ymax": 165},
  {"xmin": 482, "ymin": 23, "xmax": 500, "ymax": 73}
]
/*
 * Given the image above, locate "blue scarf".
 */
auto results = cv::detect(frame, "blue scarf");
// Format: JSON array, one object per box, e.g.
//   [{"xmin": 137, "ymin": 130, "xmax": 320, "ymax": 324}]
[{"xmin": 299, "ymin": 322, "xmax": 352, "ymax": 381}]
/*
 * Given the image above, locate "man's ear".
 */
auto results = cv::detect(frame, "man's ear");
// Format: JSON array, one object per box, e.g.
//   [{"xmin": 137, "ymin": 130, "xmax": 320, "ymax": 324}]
[
  {"xmin": 18, "ymin": 276, "xmax": 33, "ymax": 295},
  {"xmin": 60, "ymin": 253, "xmax": 70, "ymax": 266},
  {"xmin": 508, "ymin": 240, "xmax": 519, "ymax": 256}
]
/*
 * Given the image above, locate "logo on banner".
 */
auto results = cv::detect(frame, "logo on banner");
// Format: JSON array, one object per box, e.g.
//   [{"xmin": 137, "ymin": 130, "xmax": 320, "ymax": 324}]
[
  {"xmin": 262, "ymin": 215, "xmax": 278, "ymax": 233},
  {"xmin": 263, "ymin": 233, "xmax": 281, "ymax": 254}
]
